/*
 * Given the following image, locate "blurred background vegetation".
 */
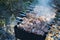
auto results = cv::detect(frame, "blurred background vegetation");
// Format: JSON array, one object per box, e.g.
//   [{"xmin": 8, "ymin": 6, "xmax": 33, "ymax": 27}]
[{"xmin": 0, "ymin": 0, "xmax": 37, "ymax": 26}]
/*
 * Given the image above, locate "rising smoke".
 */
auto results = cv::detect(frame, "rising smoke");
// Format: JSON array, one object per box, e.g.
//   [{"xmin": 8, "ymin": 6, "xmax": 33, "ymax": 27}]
[{"xmin": 33, "ymin": 0, "xmax": 56, "ymax": 22}]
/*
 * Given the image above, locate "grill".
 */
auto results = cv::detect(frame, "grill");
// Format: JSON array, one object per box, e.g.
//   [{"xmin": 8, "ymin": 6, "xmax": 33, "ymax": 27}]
[{"xmin": 14, "ymin": 25, "xmax": 47, "ymax": 40}]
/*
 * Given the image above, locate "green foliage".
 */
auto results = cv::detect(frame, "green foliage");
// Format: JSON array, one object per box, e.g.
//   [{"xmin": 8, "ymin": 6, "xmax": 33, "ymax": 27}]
[
  {"xmin": 0, "ymin": 20, "xmax": 5, "ymax": 27},
  {"xmin": 0, "ymin": 0, "xmax": 35, "ymax": 25},
  {"xmin": 54, "ymin": 11, "xmax": 60, "ymax": 23},
  {"xmin": 55, "ymin": 15, "xmax": 60, "ymax": 18},
  {"xmin": 23, "ymin": 0, "xmax": 34, "ymax": 3},
  {"xmin": 0, "ymin": 0, "xmax": 35, "ymax": 13}
]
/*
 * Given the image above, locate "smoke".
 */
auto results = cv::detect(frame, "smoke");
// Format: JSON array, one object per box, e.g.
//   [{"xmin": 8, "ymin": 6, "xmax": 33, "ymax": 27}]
[{"xmin": 33, "ymin": 0, "xmax": 56, "ymax": 22}]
